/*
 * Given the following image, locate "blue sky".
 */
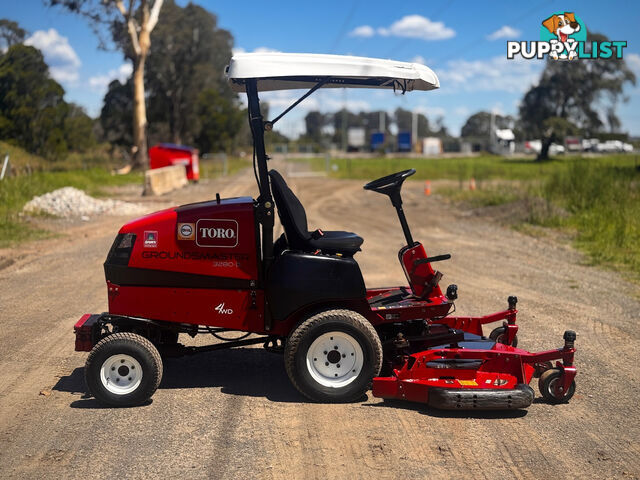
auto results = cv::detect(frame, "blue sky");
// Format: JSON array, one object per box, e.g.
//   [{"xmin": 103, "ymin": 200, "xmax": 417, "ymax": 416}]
[{"xmin": 4, "ymin": 0, "xmax": 640, "ymax": 138}]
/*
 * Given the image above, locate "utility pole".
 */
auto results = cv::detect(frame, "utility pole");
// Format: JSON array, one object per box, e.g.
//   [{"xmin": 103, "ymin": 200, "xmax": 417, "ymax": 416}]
[
  {"xmin": 342, "ymin": 89, "xmax": 348, "ymax": 152},
  {"xmin": 490, "ymin": 112, "xmax": 496, "ymax": 153},
  {"xmin": 411, "ymin": 111, "xmax": 418, "ymax": 151}
]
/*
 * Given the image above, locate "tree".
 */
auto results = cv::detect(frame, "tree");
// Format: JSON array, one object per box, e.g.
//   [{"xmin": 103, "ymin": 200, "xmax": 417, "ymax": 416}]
[
  {"xmin": 196, "ymin": 88, "xmax": 244, "ymax": 154},
  {"xmin": 0, "ymin": 19, "xmax": 26, "ymax": 51},
  {"xmin": 0, "ymin": 44, "xmax": 69, "ymax": 159},
  {"xmin": 519, "ymin": 33, "xmax": 636, "ymax": 160},
  {"xmin": 394, "ymin": 108, "xmax": 431, "ymax": 137},
  {"xmin": 304, "ymin": 111, "xmax": 328, "ymax": 143},
  {"xmin": 48, "ymin": 0, "xmax": 164, "ymax": 169},
  {"xmin": 145, "ymin": 0, "xmax": 233, "ymax": 145},
  {"xmin": 461, "ymin": 111, "xmax": 514, "ymax": 138},
  {"xmin": 100, "ymin": 78, "xmax": 133, "ymax": 146},
  {"xmin": 64, "ymin": 103, "xmax": 96, "ymax": 151}
]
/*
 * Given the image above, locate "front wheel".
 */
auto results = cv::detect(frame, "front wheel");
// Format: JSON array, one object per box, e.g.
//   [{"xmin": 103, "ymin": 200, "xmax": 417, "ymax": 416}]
[
  {"xmin": 85, "ymin": 332, "xmax": 163, "ymax": 407},
  {"xmin": 285, "ymin": 309, "xmax": 382, "ymax": 402}
]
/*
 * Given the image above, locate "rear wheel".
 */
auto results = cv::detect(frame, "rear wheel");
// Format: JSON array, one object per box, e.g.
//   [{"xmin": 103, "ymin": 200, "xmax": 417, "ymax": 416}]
[
  {"xmin": 285, "ymin": 309, "xmax": 382, "ymax": 402},
  {"xmin": 538, "ymin": 368, "xmax": 575, "ymax": 404},
  {"xmin": 85, "ymin": 332, "xmax": 163, "ymax": 407},
  {"xmin": 489, "ymin": 326, "xmax": 518, "ymax": 348}
]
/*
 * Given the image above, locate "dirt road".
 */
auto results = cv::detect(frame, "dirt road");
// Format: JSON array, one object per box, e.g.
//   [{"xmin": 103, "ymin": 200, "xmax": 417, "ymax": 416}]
[{"xmin": 1, "ymin": 166, "xmax": 639, "ymax": 479}]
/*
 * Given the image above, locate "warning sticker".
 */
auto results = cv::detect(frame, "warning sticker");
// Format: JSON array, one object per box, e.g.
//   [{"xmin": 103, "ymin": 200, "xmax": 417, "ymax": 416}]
[
  {"xmin": 458, "ymin": 380, "xmax": 478, "ymax": 386},
  {"xmin": 143, "ymin": 231, "xmax": 158, "ymax": 248}
]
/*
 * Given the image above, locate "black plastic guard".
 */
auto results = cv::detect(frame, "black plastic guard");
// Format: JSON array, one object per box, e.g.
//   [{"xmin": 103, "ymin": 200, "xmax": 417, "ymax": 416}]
[
  {"xmin": 428, "ymin": 384, "xmax": 534, "ymax": 410},
  {"xmin": 266, "ymin": 251, "xmax": 366, "ymax": 322}
]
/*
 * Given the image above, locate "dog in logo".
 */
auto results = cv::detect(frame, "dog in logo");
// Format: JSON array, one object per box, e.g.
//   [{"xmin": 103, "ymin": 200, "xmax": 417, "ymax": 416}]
[{"xmin": 542, "ymin": 12, "xmax": 581, "ymax": 60}]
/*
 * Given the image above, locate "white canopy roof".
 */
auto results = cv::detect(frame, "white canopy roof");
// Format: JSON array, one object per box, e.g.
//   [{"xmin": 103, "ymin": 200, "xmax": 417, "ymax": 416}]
[{"xmin": 225, "ymin": 52, "xmax": 439, "ymax": 93}]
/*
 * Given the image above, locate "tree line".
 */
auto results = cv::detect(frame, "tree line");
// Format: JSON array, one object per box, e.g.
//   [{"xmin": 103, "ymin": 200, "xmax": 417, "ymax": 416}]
[
  {"xmin": 1, "ymin": 5, "xmax": 636, "ymax": 165},
  {"xmin": 1, "ymin": 1, "xmax": 246, "ymax": 165},
  {"xmin": 0, "ymin": 20, "xmax": 96, "ymax": 160},
  {"xmin": 302, "ymin": 33, "xmax": 635, "ymax": 160}
]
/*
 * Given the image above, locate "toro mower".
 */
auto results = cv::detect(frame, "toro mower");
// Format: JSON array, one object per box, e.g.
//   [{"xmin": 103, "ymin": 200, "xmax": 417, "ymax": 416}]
[{"xmin": 74, "ymin": 53, "xmax": 577, "ymax": 409}]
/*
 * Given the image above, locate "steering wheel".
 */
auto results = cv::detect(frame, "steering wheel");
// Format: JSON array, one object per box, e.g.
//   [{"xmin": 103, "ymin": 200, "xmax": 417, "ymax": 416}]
[{"xmin": 363, "ymin": 169, "xmax": 416, "ymax": 193}]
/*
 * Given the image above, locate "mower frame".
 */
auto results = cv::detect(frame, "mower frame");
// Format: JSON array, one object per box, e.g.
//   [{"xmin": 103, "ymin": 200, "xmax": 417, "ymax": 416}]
[{"xmin": 73, "ymin": 53, "xmax": 577, "ymax": 409}]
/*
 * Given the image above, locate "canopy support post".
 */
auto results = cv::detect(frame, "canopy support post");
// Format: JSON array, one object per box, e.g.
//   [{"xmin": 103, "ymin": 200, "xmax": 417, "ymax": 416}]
[
  {"xmin": 267, "ymin": 77, "xmax": 331, "ymax": 127},
  {"xmin": 246, "ymin": 79, "xmax": 275, "ymax": 331}
]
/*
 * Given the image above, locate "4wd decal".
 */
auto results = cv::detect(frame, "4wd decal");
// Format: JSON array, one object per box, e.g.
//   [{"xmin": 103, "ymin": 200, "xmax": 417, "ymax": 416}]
[
  {"xmin": 214, "ymin": 302, "xmax": 233, "ymax": 315},
  {"xmin": 196, "ymin": 219, "xmax": 238, "ymax": 248}
]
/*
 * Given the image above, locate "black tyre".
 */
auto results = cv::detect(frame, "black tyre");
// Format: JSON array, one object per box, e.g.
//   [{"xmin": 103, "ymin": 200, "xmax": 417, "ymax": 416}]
[
  {"xmin": 489, "ymin": 326, "xmax": 518, "ymax": 348},
  {"xmin": 538, "ymin": 368, "xmax": 575, "ymax": 404},
  {"xmin": 285, "ymin": 309, "xmax": 383, "ymax": 403},
  {"xmin": 85, "ymin": 332, "xmax": 163, "ymax": 407}
]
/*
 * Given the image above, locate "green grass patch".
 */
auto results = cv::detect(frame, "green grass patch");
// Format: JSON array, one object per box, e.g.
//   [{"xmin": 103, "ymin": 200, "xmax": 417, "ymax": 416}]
[
  {"xmin": 0, "ymin": 167, "xmax": 143, "ymax": 248},
  {"xmin": 0, "ymin": 147, "xmax": 250, "ymax": 248},
  {"xmin": 299, "ymin": 154, "xmax": 570, "ymax": 182},
  {"xmin": 299, "ymin": 154, "xmax": 639, "ymax": 182},
  {"xmin": 541, "ymin": 160, "xmax": 640, "ymax": 276},
  {"xmin": 437, "ymin": 183, "xmax": 525, "ymax": 208},
  {"xmin": 299, "ymin": 154, "xmax": 640, "ymax": 281},
  {"xmin": 199, "ymin": 156, "xmax": 251, "ymax": 180}
]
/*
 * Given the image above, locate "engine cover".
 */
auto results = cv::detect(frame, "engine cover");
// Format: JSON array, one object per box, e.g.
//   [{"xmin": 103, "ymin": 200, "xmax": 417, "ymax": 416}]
[{"xmin": 104, "ymin": 197, "xmax": 265, "ymax": 330}]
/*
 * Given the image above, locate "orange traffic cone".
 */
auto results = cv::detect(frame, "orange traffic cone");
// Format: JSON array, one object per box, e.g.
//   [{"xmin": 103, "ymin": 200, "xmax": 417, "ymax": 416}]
[
  {"xmin": 424, "ymin": 180, "xmax": 431, "ymax": 196},
  {"xmin": 469, "ymin": 178, "xmax": 476, "ymax": 191}
]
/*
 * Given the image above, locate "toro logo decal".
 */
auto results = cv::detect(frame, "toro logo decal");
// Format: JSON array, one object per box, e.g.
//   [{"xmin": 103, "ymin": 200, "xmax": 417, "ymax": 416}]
[
  {"xmin": 177, "ymin": 222, "xmax": 195, "ymax": 240},
  {"xmin": 196, "ymin": 219, "xmax": 238, "ymax": 248}
]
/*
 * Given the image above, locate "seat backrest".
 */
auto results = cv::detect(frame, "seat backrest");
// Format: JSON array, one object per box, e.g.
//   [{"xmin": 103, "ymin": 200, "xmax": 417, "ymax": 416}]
[{"xmin": 268, "ymin": 170, "xmax": 311, "ymax": 250}]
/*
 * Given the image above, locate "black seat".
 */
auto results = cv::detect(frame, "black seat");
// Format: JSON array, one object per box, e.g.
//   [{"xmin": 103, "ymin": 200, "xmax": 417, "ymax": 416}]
[{"xmin": 268, "ymin": 170, "xmax": 363, "ymax": 256}]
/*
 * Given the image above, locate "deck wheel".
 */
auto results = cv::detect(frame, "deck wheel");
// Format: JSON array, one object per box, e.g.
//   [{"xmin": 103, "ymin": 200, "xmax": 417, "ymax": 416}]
[
  {"xmin": 489, "ymin": 326, "xmax": 518, "ymax": 348},
  {"xmin": 538, "ymin": 368, "xmax": 576, "ymax": 404}
]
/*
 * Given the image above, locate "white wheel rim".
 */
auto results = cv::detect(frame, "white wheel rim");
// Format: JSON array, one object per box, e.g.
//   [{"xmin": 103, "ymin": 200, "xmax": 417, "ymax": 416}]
[
  {"xmin": 306, "ymin": 332, "xmax": 364, "ymax": 388},
  {"xmin": 100, "ymin": 354, "xmax": 143, "ymax": 395}
]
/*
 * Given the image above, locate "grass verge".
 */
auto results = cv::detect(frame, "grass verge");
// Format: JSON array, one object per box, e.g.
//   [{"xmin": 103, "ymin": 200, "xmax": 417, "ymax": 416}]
[
  {"xmin": 298, "ymin": 154, "xmax": 640, "ymax": 281},
  {"xmin": 0, "ymin": 168, "xmax": 143, "ymax": 248}
]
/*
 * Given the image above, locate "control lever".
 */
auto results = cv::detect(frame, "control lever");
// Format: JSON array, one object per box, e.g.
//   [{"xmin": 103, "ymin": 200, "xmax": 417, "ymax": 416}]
[{"xmin": 410, "ymin": 254, "xmax": 451, "ymax": 275}]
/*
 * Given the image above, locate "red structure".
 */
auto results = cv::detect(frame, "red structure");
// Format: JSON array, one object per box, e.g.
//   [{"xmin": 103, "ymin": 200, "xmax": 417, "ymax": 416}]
[{"xmin": 149, "ymin": 143, "xmax": 200, "ymax": 182}]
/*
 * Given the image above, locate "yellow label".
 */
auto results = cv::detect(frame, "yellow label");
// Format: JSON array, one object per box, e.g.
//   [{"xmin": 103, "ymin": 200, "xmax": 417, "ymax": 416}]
[{"xmin": 458, "ymin": 380, "xmax": 478, "ymax": 386}]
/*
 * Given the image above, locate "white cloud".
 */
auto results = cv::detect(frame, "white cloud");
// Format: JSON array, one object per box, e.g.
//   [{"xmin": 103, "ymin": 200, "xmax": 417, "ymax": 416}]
[
  {"xmin": 411, "ymin": 55, "xmax": 426, "ymax": 65},
  {"xmin": 436, "ymin": 55, "xmax": 543, "ymax": 93},
  {"xmin": 25, "ymin": 29, "xmax": 81, "ymax": 84},
  {"xmin": 377, "ymin": 15, "xmax": 455, "ymax": 41},
  {"xmin": 349, "ymin": 25, "xmax": 375, "ymax": 38},
  {"xmin": 487, "ymin": 25, "xmax": 521, "ymax": 41},
  {"xmin": 491, "ymin": 102, "xmax": 504, "ymax": 115},
  {"xmin": 257, "ymin": 89, "xmax": 370, "ymax": 114},
  {"xmin": 232, "ymin": 46, "xmax": 281, "ymax": 56},
  {"xmin": 413, "ymin": 105, "xmax": 446, "ymax": 117},
  {"xmin": 626, "ymin": 53, "xmax": 640, "ymax": 73},
  {"xmin": 253, "ymin": 46, "xmax": 281, "ymax": 53},
  {"xmin": 88, "ymin": 62, "xmax": 133, "ymax": 95}
]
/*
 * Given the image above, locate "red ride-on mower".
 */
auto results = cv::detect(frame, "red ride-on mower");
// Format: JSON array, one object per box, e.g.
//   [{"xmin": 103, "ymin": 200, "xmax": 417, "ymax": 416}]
[{"xmin": 74, "ymin": 53, "xmax": 577, "ymax": 408}]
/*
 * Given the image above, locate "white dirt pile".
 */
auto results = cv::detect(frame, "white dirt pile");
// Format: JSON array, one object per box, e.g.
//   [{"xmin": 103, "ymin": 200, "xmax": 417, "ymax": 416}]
[{"xmin": 23, "ymin": 187, "xmax": 146, "ymax": 218}]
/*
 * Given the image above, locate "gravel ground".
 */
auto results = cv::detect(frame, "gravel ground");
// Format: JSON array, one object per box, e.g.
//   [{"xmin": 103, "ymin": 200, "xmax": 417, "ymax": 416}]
[
  {"xmin": 23, "ymin": 186, "xmax": 147, "ymax": 219},
  {"xmin": 1, "ymin": 165, "xmax": 639, "ymax": 479}
]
